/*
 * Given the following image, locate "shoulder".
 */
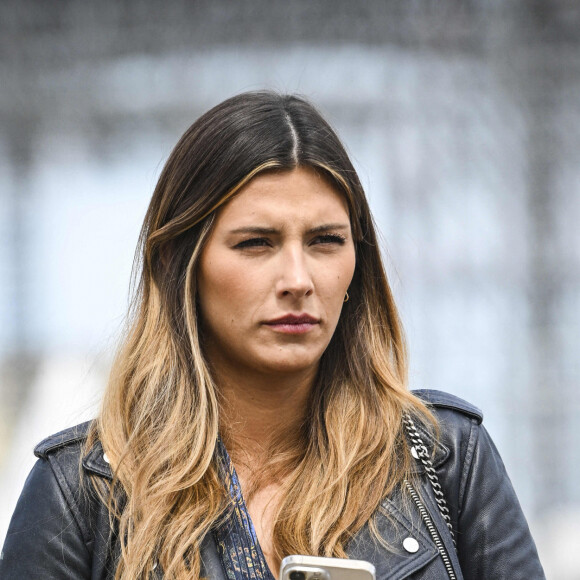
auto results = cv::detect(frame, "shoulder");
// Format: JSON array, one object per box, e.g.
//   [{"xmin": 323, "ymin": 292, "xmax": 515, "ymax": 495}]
[
  {"xmin": 410, "ymin": 389, "xmax": 484, "ymax": 471},
  {"xmin": 2, "ymin": 423, "xmax": 113, "ymax": 577},
  {"xmin": 34, "ymin": 421, "xmax": 92, "ymax": 458},
  {"xmin": 410, "ymin": 392, "xmax": 545, "ymax": 577},
  {"xmin": 412, "ymin": 388, "xmax": 483, "ymax": 424},
  {"xmin": 34, "ymin": 420, "xmax": 112, "ymax": 480}
]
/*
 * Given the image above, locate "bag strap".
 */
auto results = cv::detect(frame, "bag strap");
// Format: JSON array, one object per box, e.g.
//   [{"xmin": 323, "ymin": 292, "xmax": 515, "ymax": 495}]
[{"xmin": 403, "ymin": 412, "xmax": 456, "ymax": 548}]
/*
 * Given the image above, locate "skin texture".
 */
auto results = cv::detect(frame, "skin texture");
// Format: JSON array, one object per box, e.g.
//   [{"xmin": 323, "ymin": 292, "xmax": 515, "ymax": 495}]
[
  {"xmin": 198, "ymin": 166, "xmax": 356, "ymax": 383},
  {"xmin": 197, "ymin": 167, "xmax": 356, "ymax": 575}
]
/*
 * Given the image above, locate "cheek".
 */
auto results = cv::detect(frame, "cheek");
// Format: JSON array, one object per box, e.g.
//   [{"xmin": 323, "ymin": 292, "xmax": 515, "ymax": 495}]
[
  {"xmin": 208, "ymin": 270, "xmax": 246, "ymax": 300},
  {"xmin": 337, "ymin": 249, "xmax": 356, "ymax": 289},
  {"xmin": 319, "ymin": 255, "xmax": 356, "ymax": 307},
  {"xmin": 198, "ymin": 258, "xmax": 261, "ymax": 326},
  {"xmin": 199, "ymin": 273, "xmax": 229, "ymax": 314}
]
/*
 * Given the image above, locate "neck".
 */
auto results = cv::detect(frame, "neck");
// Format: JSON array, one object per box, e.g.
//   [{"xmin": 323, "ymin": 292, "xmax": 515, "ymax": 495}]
[{"xmin": 210, "ymin": 361, "xmax": 316, "ymax": 467}]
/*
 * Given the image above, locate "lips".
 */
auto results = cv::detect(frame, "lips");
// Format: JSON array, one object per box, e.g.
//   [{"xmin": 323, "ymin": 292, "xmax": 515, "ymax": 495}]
[
  {"xmin": 265, "ymin": 314, "xmax": 319, "ymax": 325},
  {"xmin": 263, "ymin": 313, "xmax": 320, "ymax": 334}
]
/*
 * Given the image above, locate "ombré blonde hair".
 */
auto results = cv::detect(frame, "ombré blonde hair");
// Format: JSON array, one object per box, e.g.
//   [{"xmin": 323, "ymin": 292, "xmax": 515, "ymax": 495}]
[{"xmin": 86, "ymin": 91, "xmax": 435, "ymax": 579}]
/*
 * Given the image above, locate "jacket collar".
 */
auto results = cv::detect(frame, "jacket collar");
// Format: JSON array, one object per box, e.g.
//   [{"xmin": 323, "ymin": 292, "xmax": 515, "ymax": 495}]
[
  {"xmin": 408, "ymin": 420, "xmax": 450, "ymax": 473},
  {"xmin": 83, "ymin": 439, "xmax": 114, "ymax": 479},
  {"xmin": 82, "ymin": 423, "xmax": 451, "ymax": 480}
]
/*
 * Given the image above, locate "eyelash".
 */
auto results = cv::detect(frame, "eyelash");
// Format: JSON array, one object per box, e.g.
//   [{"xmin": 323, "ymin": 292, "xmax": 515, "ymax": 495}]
[
  {"xmin": 314, "ymin": 234, "xmax": 347, "ymax": 245},
  {"xmin": 234, "ymin": 234, "xmax": 347, "ymax": 249},
  {"xmin": 235, "ymin": 238, "xmax": 270, "ymax": 249}
]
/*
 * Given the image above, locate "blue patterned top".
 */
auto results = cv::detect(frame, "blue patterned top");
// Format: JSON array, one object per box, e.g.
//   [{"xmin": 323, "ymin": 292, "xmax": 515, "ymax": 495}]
[{"xmin": 213, "ymin": 439, "xmax": 276, "ymax": 580}]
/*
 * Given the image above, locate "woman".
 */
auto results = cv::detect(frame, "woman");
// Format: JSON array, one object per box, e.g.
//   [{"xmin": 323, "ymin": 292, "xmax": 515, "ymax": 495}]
[{"xmin": 0, "ymin": 91, "xmax": 544, "ymax": 579}]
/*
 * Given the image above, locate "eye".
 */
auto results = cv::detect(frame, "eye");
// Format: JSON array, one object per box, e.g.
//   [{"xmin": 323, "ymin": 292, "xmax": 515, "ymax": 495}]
[
  {"xmin": 312, "ymin": 233, "xmax": 347, "ymax": 245},
  {"xmin": 234, "ymin": 237, "xmax": 271, "ymax": 249}
]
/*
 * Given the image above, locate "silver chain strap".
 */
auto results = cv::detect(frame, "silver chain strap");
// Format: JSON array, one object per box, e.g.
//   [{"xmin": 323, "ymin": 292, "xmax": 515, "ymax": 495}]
[
  {"xmin": 404, "ymin": 480, "xmax": 457, "ymax": 580},
  {"xmin": 403, "ymin": 412, "xmax": 456, "ymax": 548}
]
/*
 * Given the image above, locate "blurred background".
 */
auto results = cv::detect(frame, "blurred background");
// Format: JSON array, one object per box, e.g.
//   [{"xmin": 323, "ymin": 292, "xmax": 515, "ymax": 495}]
[{"xmin": 1, "ymin": 1, "xmax": 579, "ymax": 577}]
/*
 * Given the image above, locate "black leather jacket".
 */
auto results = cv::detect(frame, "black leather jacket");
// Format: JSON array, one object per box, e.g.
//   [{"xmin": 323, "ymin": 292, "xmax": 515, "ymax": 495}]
[{"xmin": 0, "ymin": 390, "xmax": 545, "ymax": 579}]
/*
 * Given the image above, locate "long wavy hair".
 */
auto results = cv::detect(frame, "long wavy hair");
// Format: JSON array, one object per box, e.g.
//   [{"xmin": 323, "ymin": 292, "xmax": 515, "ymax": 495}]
[{"xmin": 87, "ymin": 91, "xmax": 435, "ymax": 579}]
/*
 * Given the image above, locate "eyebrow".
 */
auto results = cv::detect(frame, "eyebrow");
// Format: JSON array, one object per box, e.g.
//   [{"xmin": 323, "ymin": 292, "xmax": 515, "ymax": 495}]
[{"xmin": 229, "ymin": 223, "xmax": 351, "ymax": 235}]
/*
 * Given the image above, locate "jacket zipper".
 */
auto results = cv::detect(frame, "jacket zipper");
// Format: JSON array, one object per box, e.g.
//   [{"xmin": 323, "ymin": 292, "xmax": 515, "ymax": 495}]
[{"xmin": 404, "ymin": 481, "xmax": 457, "ymax": 580}]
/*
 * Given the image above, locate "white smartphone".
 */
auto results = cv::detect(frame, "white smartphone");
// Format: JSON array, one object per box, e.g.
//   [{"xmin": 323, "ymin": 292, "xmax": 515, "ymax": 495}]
[{"xmin": 279, "ymin": 555, "xmax": 376, "ymax": 580}]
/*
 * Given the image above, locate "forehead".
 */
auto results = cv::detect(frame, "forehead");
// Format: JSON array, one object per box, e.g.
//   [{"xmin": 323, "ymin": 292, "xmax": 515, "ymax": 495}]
[{"xmin": 215, "ymin": 167, "xmax": 350, "ymax": 226}]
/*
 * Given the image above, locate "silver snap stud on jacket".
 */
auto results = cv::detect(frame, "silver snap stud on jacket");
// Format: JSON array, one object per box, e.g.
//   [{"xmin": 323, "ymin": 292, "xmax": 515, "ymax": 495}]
[
  {"xmin": 103, "ymin": 453, "xmax": 110, "ymax": 464},
  {"xmin": 403, "ymin": 537, "xmax": 419, "ymax": 553}
]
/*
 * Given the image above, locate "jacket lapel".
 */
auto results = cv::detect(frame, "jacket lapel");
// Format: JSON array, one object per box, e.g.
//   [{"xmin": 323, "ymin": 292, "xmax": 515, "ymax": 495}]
[
  {"xmin": 346, "ymin": 488, "xmax": 439, "ymax": 580},
  {"xmin": 83, "ymin": 440, "xmax": 113, "ymax": 478},
  {"xmin": 198, "ymin": 502, "xmax": 440, "ymax": 580},
  {"xmin": 82, "ymin": 435, "xmax": 453, "ymax": 580}
]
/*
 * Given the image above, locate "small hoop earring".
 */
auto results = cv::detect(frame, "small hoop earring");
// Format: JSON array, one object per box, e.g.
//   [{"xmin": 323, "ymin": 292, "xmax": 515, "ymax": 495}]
[{"xmin": 344, "ymin": 291, "xmax": 350, "ymax": 303}]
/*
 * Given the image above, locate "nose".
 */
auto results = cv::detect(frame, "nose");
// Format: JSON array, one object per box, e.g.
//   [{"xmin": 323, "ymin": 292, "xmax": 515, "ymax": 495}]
[{"xmin": 275, "ymin": 245, "xmax": 314, "ymax": 299}]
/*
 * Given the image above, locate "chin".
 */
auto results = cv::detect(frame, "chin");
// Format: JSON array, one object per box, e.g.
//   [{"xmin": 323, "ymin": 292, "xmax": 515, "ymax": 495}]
[{"xmin": 259, "ymin": 355, "xmax": 320, "ymax": 375}]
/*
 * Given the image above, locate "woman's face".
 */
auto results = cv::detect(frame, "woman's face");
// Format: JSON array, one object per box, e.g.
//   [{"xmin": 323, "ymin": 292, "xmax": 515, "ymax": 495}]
[{"xmin": 197, "ymin": 167, "xmax": 356, "ymax": 379}]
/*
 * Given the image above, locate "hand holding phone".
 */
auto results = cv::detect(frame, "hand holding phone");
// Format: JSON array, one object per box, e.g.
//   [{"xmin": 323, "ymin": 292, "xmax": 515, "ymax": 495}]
[{"xmin": 279, "ymin": 555, "xmax": 376, "ymax": 580}]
